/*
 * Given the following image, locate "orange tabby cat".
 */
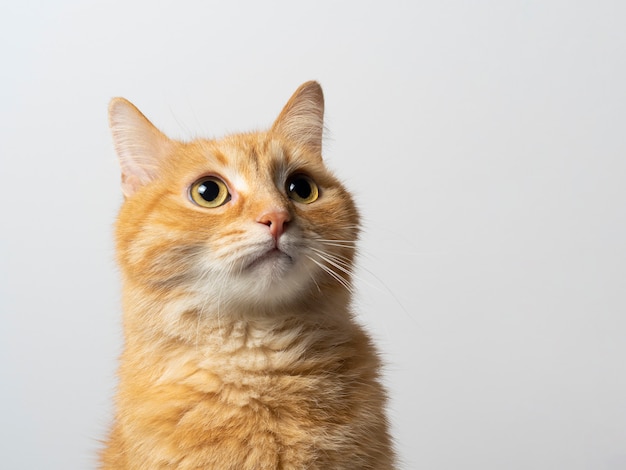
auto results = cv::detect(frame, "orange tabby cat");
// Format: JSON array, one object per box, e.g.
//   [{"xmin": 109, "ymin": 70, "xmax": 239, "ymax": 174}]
[{"xmin": 101, "ymin": 82, "xmax": 395, "ymax": 469}]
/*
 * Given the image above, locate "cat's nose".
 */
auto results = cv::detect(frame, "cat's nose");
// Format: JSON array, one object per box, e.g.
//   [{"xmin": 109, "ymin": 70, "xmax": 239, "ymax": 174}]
[{"xmin": 257, "ymin": 210, "xmax": 290, "ymax": 240}]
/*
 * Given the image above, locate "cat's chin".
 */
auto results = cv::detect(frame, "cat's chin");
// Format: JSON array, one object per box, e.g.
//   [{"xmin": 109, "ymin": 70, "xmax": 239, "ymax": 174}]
[{"xmin": 219, "ymin": 249, "xmax": 314, "ymax": 307}]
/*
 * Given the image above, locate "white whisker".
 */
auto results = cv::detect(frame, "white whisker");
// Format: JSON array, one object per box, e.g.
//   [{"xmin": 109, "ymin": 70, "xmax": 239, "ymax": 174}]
[
  {"xmin": 315, "ymin": 239, "xmax": 358, "ymax": 246},
  {"xmin": 311, "ymin": 244, "xmax": 412, "ymax": 319},
  {"xmin": 306, "ymin": 255, "xmax": 354, "ymax": 293},
  {"xmin": 310, "ymin": 248, "xmax": 353, "ymax": 276}
]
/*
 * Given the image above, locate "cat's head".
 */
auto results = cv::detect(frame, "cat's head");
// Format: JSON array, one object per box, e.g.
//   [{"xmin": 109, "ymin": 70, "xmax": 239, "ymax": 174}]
[{"xmin": 110, "ymin": 82, "xmax": 359, "ymax": 313}]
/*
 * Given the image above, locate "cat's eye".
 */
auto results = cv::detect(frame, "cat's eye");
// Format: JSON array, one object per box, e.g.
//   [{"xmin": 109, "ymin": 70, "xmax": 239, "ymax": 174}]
[
  {"xmin": 286, "ymin": 174, "xmax": 319, "ymax": 204},
  {"xmin": 190, "ymin": 177, "xmax": 230, "ymax": 208}
]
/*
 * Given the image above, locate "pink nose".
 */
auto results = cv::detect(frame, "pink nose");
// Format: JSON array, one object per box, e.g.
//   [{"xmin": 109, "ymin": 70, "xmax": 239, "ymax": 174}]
[{"xmin": 257, "ymin": 210, "xmax": 290, "ymax": 239}]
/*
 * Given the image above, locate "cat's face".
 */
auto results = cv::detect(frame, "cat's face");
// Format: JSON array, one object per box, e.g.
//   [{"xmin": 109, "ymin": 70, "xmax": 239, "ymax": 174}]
[{"xmin": 111, "ymin": 82, "xmax": 359, "ymax": 311}]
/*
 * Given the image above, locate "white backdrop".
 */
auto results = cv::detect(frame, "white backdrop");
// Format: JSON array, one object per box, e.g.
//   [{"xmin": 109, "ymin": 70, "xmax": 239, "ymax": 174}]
[{"xmin": 1, "ymin": 1, "xmax": 625, "ymax": 468}]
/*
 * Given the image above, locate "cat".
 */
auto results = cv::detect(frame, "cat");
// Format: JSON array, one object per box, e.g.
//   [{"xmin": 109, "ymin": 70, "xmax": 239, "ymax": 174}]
[{"xmin": 100, "ymin": 81, "xmax": 396, "ymax": 469}]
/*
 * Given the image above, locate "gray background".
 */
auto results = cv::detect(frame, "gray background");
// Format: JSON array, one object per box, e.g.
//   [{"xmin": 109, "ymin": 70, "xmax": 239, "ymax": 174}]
[{"xmin": 1, "ymin": 1, "xmax": 625, "ymax": 468}]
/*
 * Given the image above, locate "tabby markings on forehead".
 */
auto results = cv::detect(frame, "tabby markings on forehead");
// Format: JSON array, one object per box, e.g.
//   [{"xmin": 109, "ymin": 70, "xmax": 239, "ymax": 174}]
[
  {"xmin": 206, "ymin": 148, "xmax": 228, "ymax": 166},
  {"xmin": 206, "ymin": 139, "xmax": 292, "ymax": 196},
  {"xmin": 195, "ymin": 159, "xmax": 250, "ymax": 194}
]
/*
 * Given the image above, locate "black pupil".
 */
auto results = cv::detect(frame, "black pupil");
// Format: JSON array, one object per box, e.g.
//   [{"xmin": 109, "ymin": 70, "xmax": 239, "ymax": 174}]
[
  {"xmin": 289, "ymin": 178, "xmax": 312, "ymax": 199},
  {"xmin": 198, "ymin": 180, "xmax": 220, "ymax": 201}
]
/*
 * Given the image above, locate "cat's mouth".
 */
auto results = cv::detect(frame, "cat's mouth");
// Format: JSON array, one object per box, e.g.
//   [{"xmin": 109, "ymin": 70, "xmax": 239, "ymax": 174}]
[{"xmin": 245, "ymin": 248, "xmax": 294, "ymax": 271}]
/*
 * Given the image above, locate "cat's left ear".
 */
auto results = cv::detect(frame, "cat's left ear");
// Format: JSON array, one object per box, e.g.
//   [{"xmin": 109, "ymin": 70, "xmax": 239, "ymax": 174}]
[
  {"xmin": 271, "ymin": 81, "xmax": 325, "ymax": 158},
  {"xmin": 108, "ymin": 98, "xmax": 172, "ymax": 197}
]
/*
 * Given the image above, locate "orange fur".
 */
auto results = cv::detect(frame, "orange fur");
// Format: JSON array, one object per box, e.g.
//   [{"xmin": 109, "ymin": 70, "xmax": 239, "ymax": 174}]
[{"xmin": 101, "ymin": 82, "xmax": 395, "ymax": 469}]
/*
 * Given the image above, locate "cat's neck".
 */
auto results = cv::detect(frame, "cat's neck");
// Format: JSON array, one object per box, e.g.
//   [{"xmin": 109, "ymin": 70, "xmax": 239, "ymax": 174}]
[
  {"xmin": 118, "ymin": 282, "xmax": 359, "ymax": 391},
  {"xmin": 121, "ymin": 280, "xmax": 354, "ymax": 350}
]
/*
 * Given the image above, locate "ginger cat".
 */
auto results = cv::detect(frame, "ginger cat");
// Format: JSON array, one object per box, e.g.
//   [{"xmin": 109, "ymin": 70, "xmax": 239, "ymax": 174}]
[{"xmin": 101, "ymin": 81, "xmax": 395, "ymax": 469}]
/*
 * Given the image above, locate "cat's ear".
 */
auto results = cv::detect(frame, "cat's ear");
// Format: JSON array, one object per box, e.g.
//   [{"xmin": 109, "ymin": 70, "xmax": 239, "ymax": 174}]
[
  {"xmin": 271, "ymin": 81, "xmax": 324, "ymax": 157},
  {"xmin": 108, "ymin": 98, "xmax": 172, "ymax": 197}
]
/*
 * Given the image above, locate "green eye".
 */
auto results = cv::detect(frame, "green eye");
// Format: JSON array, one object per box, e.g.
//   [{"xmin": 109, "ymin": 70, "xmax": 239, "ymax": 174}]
[
  {"xmin": 286, "ymin": 174, "xmax": 319, "ymax": 204},
  {"xmin": 190, "ymin": 177, "xmax": 230, "ymax": 208}
]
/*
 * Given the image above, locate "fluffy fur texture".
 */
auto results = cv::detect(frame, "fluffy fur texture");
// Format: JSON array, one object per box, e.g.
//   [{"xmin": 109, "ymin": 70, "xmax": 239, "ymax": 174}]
[{"xmin": 101, "ymin": 82, "xmax": 395, "ymax": 469}]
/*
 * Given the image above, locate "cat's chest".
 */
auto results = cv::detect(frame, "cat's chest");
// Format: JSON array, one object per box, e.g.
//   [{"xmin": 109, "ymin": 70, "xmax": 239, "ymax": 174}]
[
  {"xmin": 162, "ymin": 347, "xmax": 310, "ymax": 404},
  {"xmin": 153, "ymin": 322, "xmax": 330, "ymax": 403},
  {"xmin": 146, "ymin": 336, "xmax": 338, "ymax": 445},
  {"xmin": 121, "ymin": 343, "xmax": 340, "ymax": 469},
  {"xmin": 118, "ymin": 319, "xmax": 376, "ymax": 468}
]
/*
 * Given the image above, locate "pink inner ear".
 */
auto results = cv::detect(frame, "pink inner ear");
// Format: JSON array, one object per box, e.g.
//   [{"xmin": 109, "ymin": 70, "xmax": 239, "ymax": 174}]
[
  {"xmin": 109, "ymin": 97, "xmax": 173, "ymax": 196},
  {"xmin": 121, "ymin": 173, "xmax": 145, "ymax": 198},
  {"xmin": 271, "ymin": 82, "xmax": 325, "ymax": 155}
]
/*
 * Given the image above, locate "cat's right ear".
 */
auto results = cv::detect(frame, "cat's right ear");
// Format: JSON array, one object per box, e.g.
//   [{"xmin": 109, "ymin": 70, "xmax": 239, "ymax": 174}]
[
  {"xmin": 108, "ymin": 98, "xmax": 172, "ymax": 197},
  {"xmin": 271, "ymin": 81, "xmax": 325, "ymax": 157}
]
